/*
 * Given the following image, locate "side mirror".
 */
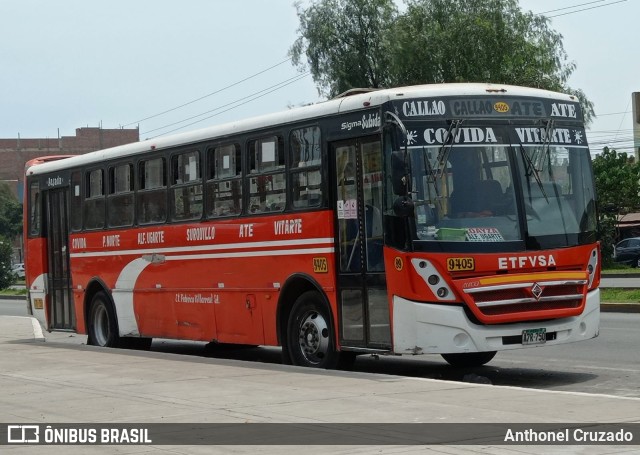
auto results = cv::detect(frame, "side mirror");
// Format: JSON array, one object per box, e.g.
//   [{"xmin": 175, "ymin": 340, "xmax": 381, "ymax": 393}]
[
  {"xmin": 391, "ymin": 150, "xmax": 410, "ymax": 196},
  {"xmin": 393, "ymin": 196, "xmax": 415, "ymax": 217}
]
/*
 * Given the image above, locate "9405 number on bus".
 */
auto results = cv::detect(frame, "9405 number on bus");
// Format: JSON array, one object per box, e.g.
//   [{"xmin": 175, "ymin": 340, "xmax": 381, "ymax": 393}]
[{"xmin": 447, "ymin": 257, "xmax": 475, "ymax": 272}]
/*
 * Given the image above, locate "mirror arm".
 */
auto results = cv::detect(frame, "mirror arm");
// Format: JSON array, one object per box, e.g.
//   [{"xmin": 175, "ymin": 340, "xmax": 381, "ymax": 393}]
[
  {"xmin": 384, "ymin": 111, "xmax": 408, "ymax": 139},
  {"xmin": 385, "ymin": 110, "xmax": 411, "ymax": 191}
]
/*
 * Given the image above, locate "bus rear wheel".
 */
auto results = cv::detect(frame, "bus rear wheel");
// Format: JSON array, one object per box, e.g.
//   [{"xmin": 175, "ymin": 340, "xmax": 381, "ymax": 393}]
[
  {"xmin": 441, "ymin": 351, "xmax": 497, "ymax": 367},
  {"xmin": 87, "ymin": 291, "xmax": 120, "ymax": 348},
  {"xmin": 287, "ymin": 291, "xmax": 340, "ymax": 369}
]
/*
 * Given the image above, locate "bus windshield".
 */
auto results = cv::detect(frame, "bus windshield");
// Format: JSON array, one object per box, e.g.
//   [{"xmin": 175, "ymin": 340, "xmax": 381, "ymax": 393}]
[{"xmin": 395, "ymin": 124, "xmax": 597, "ymax": 251}]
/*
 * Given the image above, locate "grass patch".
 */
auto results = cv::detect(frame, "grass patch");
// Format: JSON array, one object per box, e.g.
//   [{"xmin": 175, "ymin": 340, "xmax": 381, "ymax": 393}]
[
  {"xmin": 601, "ymin": 288, "xmax": 640, "ymax": 302},
  {"xmin": 0, "ymin": 288, "xmax": 27, "ymax": 296},
  {"xmin": 601, "ymin": 265, "xmax": 639, "ymax": 275}
]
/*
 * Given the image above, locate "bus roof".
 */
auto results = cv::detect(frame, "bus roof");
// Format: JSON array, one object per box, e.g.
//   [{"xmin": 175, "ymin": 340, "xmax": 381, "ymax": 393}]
[{"xmin": 26, "ymin": 83, "xmax": 577, "ymax": 176}]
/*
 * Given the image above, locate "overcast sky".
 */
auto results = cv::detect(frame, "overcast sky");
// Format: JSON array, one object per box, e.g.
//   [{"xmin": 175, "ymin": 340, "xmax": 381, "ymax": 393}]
[{"xmin": 1, "ymin": 0, "xmax": 636, "ymax": 155}]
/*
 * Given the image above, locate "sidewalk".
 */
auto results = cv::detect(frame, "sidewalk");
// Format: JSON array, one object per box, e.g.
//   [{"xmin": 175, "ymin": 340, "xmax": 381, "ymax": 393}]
[{"xmin": 1, "ymin": 316, "xmax": 639, "ymax": 454}]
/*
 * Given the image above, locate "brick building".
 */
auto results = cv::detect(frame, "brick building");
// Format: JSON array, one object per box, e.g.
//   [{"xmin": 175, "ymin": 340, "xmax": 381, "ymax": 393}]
[{"xmin": 0, "ymin": 127, "xmax": 139, "ymax": 202}]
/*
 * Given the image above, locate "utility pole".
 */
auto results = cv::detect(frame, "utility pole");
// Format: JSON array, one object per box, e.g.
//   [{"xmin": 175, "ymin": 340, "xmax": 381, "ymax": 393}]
[{"xmin": 634, "ymin": 92, "xmax": 640, "ymax": 162}]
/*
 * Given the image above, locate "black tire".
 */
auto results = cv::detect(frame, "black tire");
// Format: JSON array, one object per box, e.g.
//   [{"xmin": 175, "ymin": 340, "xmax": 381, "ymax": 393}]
[
  {"xmin": 336, "ymin": 351, "xmax": 357, "ymax": 371},
  {"xmin": 286, "ymin": 291, "xmax": 340, "ymax": 369},
  {"xmin": 635, "ymin": 257, "xmax": 640, "ymax": 268},
  {"xmin": 441, "ymin": 351, "xmax": 497, "ymax": 367},
  {"xmin": 87, "ymin": 291, "xmax": 120, "ymax": 348},
  {"xmin": 120, "ymin": 337, "xmax": 153, "ymax": 350}
]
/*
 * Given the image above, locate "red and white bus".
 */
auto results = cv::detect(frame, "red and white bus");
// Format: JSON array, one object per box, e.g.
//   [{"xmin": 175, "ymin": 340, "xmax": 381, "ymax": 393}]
[{"xmin": 24, "ymin": 83, "xmax": 600, "ymax": 368}]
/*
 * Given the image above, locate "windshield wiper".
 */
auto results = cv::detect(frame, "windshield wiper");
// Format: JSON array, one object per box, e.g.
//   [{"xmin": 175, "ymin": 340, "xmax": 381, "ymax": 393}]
[
  {"xmin": 536, "ymin": 119, "xmax": 555, "ymax": 173},
  {"xmin": 421, "ymin": 146, "xmax": 445, "ymax": 215},
  {"xmin": 421, "ymin": 120, "xmax": 461, "ymax": 214},
  {"xmin": 436, "ymin": 120, "xmax": 462, "ymax": 171},
  {"xmin": 518, "ymin": 141, "xmax": 548, "ymax": 202}
]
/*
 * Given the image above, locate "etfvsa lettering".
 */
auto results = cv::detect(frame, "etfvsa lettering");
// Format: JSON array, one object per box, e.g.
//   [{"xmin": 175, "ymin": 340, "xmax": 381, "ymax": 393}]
[{"xmin": 498, "ymin": 254, "xmax": 556, "ymax": 270}]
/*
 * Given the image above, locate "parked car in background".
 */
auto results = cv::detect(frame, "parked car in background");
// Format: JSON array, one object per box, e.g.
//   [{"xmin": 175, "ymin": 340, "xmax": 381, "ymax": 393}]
[
  {"xmin": 613, "ymin": 237, "xmax": 640, "ymax": 267},
  {"xmin": 11, "ymin": 263, "xmax": 25, "ymax": 279}
]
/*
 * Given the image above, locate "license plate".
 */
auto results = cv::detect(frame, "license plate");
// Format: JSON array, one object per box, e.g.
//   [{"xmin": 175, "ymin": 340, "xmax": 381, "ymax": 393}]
[
  {"xmin": 522, "ymin": 328, "xmax": 546, "ymax": 345},
  {"xmin": 446, "ymin": 257, "xmax": 475, "ymax": 272}
]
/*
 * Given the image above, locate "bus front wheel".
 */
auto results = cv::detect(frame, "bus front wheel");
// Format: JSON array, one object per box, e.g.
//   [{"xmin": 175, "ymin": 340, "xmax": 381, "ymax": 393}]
[
  {"xmin": 287, "ymin": 291, "xmax": 340, "ymax": 369},
  {"xmin": 441, "ymin": 351, "xmax": 497, "ymax": 367},
  {"xmin": 87, "ymin": 291, "xmax": 120, "ymax": 348}
]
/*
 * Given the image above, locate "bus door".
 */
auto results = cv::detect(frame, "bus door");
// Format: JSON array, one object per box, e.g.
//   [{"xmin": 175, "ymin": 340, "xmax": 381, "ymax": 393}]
[
  {"xmin": 44, "ymin": 188, "xmax": 75, "ymax": 330},
  {"xmin": 333, "ymin": 136, "xmax": 391, "ymax": 351}
]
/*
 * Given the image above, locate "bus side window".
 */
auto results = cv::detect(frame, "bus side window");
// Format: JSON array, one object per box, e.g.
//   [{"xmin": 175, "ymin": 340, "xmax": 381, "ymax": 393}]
[
  {"xmin": 107, "ymin": 164, "xmax": 134, "ymax": 228},
  {"xmin": 138, "ymin": 157, "xmax": 167, "ymax": 225},
  {"xmin": 206, "ymin": 143, "xmax": 242, "ymax": 218},
  {"xmin": 171, "ymin": 150, "xmax": 202, "ymax": 221},
  {"xmin": 70, "ymin": 171, "xmax": 82, "ymax": 231},
  {"xmin": 290, "ymin": 126, "xmax": 322, "ymax": 209},
  {"xmin": 248, "ymin": 136, "xmax": 286, "ymax": 213},
  {"xmin": 84, "ymin": 168, "xmax": 105, "ymax": 230},
  {"xmin": 29, "ymin": 181, "xmax": 41, "ymax": 236}
]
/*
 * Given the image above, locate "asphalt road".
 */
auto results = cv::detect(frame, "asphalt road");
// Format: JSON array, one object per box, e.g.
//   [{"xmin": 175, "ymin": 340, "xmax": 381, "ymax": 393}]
[
  {"xmin": 600, "ymin": 276, "xmax": 640, "ymax": 288},
  {"xmin": 1, "ymin": 298, "xmax": 637, "ymax": 399}
]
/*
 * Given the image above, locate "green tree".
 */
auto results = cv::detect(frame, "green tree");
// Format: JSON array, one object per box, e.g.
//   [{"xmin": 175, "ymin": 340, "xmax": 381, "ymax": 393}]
[
  {"xmin": 0, "ymin": 182, "xmax": 22, "ymax": 239},
  {"xmin": 291, "ymin": 0, "xmax": 594, "ymax": 122},
  {"xmin": 592, "ymin": 147, "xmax": 640, "ymax": 264},
  {"xmin": 0, "ymin": 183, "xmax": 22, "ymax": 287},
  {"xmin": 0, "ymin": 236, "xmax": 15, "ymax": 289},
  {"xmin": 290, "ymin": 0, "xmax": 398, "ymax": 97}
]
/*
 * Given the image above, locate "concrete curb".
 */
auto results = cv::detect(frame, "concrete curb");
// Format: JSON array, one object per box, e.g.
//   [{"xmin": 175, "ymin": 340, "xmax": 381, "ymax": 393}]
[
  {"xmin": 0, "ymin": 294, "xmax": 26, "ymax": 301},
  {"xmin": 0, "ymin": 316, "xmax": 45, "ymax": 343},
  {"xmin": 600, "ymin": 302, "xmax": 640, "ymax": 313}
]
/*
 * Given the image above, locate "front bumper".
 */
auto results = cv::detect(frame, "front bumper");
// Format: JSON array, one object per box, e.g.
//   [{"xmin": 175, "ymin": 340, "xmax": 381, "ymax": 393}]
[{"xmin": 392, "ymin": 288, "xmax": 600, "ymax": 355}]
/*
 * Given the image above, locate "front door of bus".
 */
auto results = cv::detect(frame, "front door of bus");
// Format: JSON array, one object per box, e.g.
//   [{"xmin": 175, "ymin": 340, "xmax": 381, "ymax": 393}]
[
  {"xmin": 333, "ymin": 137, "xmax": 391, "ymax": 350},
  {"xmin": 44, "ymin": 188, "xmax": 75, "ymax": 330}
]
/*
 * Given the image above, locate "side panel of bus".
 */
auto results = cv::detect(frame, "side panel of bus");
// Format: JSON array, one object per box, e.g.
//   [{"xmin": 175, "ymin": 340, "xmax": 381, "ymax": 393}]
[{"xmin": 68, "ymin": 211, "xmax": 338, "ymax": 346}]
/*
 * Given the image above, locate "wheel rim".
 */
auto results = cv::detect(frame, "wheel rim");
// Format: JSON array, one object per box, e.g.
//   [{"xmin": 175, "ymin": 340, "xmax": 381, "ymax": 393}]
[
  {"xmin": 93, "ymin": 304, "xmax": 110, "ymax": 346},
  {"xmin": 297, "ymin": 311, "xmax": 330, "ymax": 365}
]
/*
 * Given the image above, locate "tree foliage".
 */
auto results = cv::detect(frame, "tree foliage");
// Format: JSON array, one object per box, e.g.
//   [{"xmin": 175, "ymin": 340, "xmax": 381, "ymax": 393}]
[
  {"xmin": 592, "ymin": 147, "xmax": 640, "ymax": 264},
  {"xmin": 0, "ymin": 236, "xmax": 15, "ymax": 290},
  {"xmin": 290, "ymin": 0, "xmax": 594, "ymax": 122},
  {"xmin": 291, "ymin": 0, "xmax": 398, "ymax": 97},
  {"xmin": 592, "ymin": 148, "xmax": 640, "ymax": 212},
  {"xmin": 0, "ymin": 183, "xmax": 22, "ymax": 288},
  {"xmin": 0, "ymin": 182, "xmax": 22, "ymax": 240}
]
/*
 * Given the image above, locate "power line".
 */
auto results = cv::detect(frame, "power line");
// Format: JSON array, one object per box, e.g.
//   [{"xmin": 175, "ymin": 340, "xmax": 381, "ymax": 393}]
[
  {"xmin": 546, "ymin": 0, "xmax": 627, "ymax": 18},
  {"xmin": 614, "ymin": 99, "xmax": 632, "ymax": 144},
  {"xmin": 145, "ymin": 72, "xmax": 311, "ymax": 138},
  {"xmin": 595, "ymin": 111, "xmax": 632, "ymax": 117},
  {"xmin": 537, "ymin": 0, "xmax": 605, "ymax": 15},
  {"xmin": 142, "ymin": 72, "xmax": 309, "ymax": 136},
  {"xmin": 123, "ymin": 57, "xmax": 293, "ymax": 127},
  {"xmin": 129, "ymin": 1, "xmax": 629, "ymax": 139}
]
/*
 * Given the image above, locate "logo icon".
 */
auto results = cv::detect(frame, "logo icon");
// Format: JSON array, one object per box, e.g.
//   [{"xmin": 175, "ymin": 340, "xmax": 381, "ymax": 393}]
[
  {"xmin": 494, "ymin": 101, "xmax": 510, "ymax": 113},
  {"xmin": 531, "ymin": 283, "xmax": 543, "ymax": 300},
  {"xmin": 7, "ymin": 425, "xmax": 40, "ymax": 443}
]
